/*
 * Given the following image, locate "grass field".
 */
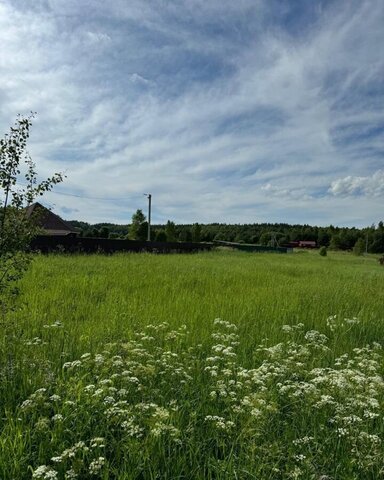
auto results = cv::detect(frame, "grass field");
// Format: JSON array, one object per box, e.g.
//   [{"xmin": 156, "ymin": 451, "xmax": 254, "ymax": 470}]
[{"xmin": 1, "ymin": 250, "xmax": 383, "ymax": 479}]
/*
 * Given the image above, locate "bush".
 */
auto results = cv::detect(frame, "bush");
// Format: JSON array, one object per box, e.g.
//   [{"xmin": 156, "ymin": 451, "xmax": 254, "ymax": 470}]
[{"xmin": 319, "ymin": 246, "xmax": 327, "ymax": 256}]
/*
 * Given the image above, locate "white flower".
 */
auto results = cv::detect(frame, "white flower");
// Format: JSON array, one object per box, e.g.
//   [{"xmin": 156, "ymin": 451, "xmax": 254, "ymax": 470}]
[
  {"xmin": 51, "ymin": 456, "xmax": 63, "ymax": 463},
  {"xmin": 89, "ymin": 457, "xmax": 105, "ymax": 475},
  {"xmin": 32, "ymin": 465, "xmax": 58, "ymax": 479},
  {"xmin": 65, "ymin": 469, "xmax": 78, "ymax": 480},
  {"xmin": 90, "ymin": 437, "xmax": 105, "ymax": 448}
]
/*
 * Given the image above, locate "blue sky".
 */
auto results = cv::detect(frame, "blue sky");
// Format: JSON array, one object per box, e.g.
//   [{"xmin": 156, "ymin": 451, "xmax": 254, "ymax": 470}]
[{"xmin": 0, "ymin": 0, "xmax": 383, "ymax": 226}]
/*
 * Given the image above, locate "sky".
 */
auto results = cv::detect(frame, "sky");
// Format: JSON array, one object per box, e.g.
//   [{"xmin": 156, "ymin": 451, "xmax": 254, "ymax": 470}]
[{"xmin": 0, "ymin": 0, "xmax": 383, "ymax": 226}]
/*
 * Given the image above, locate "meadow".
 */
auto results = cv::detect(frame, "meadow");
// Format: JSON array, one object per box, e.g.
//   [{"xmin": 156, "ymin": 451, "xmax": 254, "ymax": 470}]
[{"xmin": 1, "ymin": 250, "xmax": 383, "ymax": 479}]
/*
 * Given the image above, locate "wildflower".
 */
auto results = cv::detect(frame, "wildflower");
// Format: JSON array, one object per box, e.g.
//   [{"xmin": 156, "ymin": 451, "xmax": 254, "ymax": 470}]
[
  {"xmin": 94, "ymin": 354, "xmax": 105, "ymax": 365},
  {"xmin": 32, "ymin": 465, "xmax": 58, "ymax": 479},
  {"xmin": 118, "ymin": 388, "xmax": 128, "ymax": 397},
  {"xmin": 121, "ymin": 419, "xmax": 144, "ymax": 437},
  {"xmin": 84, "ymin": 384, "xmax": 96, "ymax": 393},
  {"xmin": 292, "ymin": 436, "xmax": 314, "ymax": 446},
  {"xmin": 20, "ymin": 399, "xmax": 34, "ymax": 410},
  {"xmin": 65, "ymin": 469, "xmax": 78, "ymax": 480},
  {"xmin": 90, "ymin": 437, "xmax": 105, "ymax": 448},
  {"xmin": 304, "ymin": 330, "xmax": 328, "ymax": 346},
  {"xmin": 294, "ymin": 454, "xmax": 306, "ymax": 462},
  {"xmin": 35, "ymin": 388, "xmax": 47, "ymax": 395},
  {"xmin": 52, "ymin": 414, "xmax": 64, "ymax": 422},
  {"xmin": 89, "ymin": 457, "xmax": 105, "ymax": 475},
  {"xmin": 282, "ymin": 325, "xmax": 293, "ymax": 333},
  {"xmin": 153, "ymin": 407, "xmax": 169, "ymax": 420},
  {"xmin": 35, "ymin": 417, "xmax": 50, "ymax": 431},
  {"xmin": 205, "ymin": 415, "xmax": 235, "ymax": 431},
  {"xmin": 51, "ymin": 456, "xmax": 63, "ymax": 464},
  {"xmin": 100, "ymin": 379, "xmax": 112, "ymax": 386},
  {"xmin": 25, "ymin": 337, "xmax": 46, "ymax": 346}
]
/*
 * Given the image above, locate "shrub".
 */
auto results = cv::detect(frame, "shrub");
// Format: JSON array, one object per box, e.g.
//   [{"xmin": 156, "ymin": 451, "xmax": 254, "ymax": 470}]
[{"xmin": 319, "ymin": 246, "xmax": 327, "ymax": 256}]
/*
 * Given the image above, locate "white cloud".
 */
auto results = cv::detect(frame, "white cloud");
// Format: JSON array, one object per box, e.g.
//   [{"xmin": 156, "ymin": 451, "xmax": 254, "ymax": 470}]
[
  {"xmin": 0, "ymin": 0, "xmax": 383, "ymax": 226},
  {"xmin": 329, "ymin": 170, "xmax": 384, "ymax": 197}
]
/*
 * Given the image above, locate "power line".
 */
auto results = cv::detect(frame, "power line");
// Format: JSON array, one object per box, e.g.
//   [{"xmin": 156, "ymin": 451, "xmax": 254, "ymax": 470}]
[
  {"xmin": 46, "ymin": 189, "xmax": 131, "ymax": 201},
  {"xmin": 16, "ymin": 183, "xmax": 140, "ymax": 202}
]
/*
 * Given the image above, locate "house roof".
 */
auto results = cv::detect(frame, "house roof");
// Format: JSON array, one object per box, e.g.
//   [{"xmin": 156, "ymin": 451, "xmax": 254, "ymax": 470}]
[{"xmin": 25, "ymin": 202, "xmax": 78, "ymax": 235}]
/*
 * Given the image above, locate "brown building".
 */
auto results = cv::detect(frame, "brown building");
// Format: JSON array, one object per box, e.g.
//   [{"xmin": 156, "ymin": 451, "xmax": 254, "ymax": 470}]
[{"xmin": 25, "ymin": 202, "xmax": 78, "ymax": 236}]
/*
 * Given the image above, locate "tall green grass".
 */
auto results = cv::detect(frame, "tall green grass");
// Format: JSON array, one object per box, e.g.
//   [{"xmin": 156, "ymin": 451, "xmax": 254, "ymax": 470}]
[{"xmin": 1, "ymin": 250, "xmax": 383, "ymax": 479}]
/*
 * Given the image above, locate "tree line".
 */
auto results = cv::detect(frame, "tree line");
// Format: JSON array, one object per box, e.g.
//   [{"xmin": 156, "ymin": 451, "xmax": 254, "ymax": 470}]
[{"xmin": 69, "ymin": 210, "xmax": 384, "ymax": 253}]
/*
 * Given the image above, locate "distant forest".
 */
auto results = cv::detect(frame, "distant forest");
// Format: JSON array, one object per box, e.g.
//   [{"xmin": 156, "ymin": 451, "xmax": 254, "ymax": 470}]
[{"xmin": 69, "ymin": 216, "xmax": 384, "ymax": 253}]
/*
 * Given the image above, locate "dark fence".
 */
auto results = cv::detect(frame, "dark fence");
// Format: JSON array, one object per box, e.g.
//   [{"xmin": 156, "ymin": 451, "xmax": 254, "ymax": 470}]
[
  {"xmin": 214, "ymin": 240, "xmax": 289, "ymax": 253},
  {"xmin": 29, "ymin": 235, "xmax": 213, "ymax": 254}
]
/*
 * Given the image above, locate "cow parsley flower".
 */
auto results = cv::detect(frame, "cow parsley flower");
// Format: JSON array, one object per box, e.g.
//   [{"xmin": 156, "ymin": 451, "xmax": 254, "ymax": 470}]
[
  {"xmin": 89, "ymin": 457, "xmax": 105, "ymax": 475},
  {"xmin": 32, "ymin": 466, "xmax": 58, "ymax": 479}
]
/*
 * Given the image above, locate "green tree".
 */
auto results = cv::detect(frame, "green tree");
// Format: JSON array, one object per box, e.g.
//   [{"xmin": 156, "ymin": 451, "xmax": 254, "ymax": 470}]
[
  {"xmin": 191, "ymin": 223, "xmax": 201, "ymax": 243},
  {"xmin": 353, "ymin": 238, "xmax": 365, "ymax": 256},
  {"xmin": 317, "ymin": 230, "xmax": 330, "ymax": 247},
  {"xmin": 128, "ymin": 209, "xmax": 148, "ymax": 241},
  {"xmin": 99, "ymin": 226, "xmax": 110, "ymax": 238},
  {"xmin": 329, "ymin": 234, "xmax": 341, "ymax": 250},
  {"xmin": 178, "ymin": 228, "xmax": 192, "ymax": 242},
  {"xmin": 259, "ymin": 232, "xmax": 270, "ymax": 246},
  {"xmin": 156, "ymin": 230, "xmax": 167, "ymax": 242},
  {"xmin": 0, "ymin": 115, "xmax": 64, "ymax": 314},
  {"xmin": 165, "ymin": 220, "xmax": 177, "ymax": 242},
  {"xmin": 370, "ymin": 224, "xmax": 384, "ymax": 253}
]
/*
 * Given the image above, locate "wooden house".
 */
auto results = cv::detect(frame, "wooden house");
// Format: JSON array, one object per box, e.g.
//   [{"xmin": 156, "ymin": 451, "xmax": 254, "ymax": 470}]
[{"xmin": 25, "ymin": 202, "xmax": 78, "ymax": 236}]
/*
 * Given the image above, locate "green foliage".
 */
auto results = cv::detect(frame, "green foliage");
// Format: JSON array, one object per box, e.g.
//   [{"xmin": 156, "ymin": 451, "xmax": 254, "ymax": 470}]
[
  {"xmin": 317, "ymin": 230, "xmax": 330, "ymax": 247},
  {"xmin": 128, "ymin": 209, "xmax": 147, "ymax": 241},
  {"xmin": 259, "ymin": 232, "xmax": 270, "ymax": 245},
  {"xmin": 1, "ymin": 251, "xmax": 384, "ymax": 478},
  {"xmin": 178, "ymin": 228, "xmax": 192, "ymax": 242},
  {"xmin": 66, "ymin": 221, "xmax": 384, "ymax": 254},
  {"xmin": 0, "ymin": 115, "xmax": 63, "ymax": 313},
  {"xmin": 165, "ymin": 220, "xmax": 177, "ymax": 242},
  {"xmin": 319, "ymin": 246, "xmax": 327, "ymax": 256},
  {"xmin": 191, "ymin": 222, "xmax": 201, "ymax": 243},
  {"xmin": 5, "ymin": 319, "xmax": 384, "ymax": 480},
  {"xmin": 353, "ymin": 238, "xmax": 365, "ymax": 256},
  {"xmin": 99, "ymin": 226, "xmax": 109, "ymax": 239},
  {"xmin": 369, "ymin": 228, "xmax": 384, "ymax": 253},
  {"xmin": 155, "ymin": 229, "xmax": 167, "ymax": 242}
]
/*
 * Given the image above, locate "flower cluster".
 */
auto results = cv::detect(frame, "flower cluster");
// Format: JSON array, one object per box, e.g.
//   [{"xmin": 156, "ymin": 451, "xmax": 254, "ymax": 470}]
[{"xmin": 22, "ymin": 318, "xmax": 384, "ymax": 479}]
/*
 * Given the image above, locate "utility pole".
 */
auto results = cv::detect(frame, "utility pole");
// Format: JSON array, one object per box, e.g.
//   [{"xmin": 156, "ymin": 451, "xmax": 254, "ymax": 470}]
[{"xmin": 144, "ymin": 193, "xmax": 152, "ymax": 241}]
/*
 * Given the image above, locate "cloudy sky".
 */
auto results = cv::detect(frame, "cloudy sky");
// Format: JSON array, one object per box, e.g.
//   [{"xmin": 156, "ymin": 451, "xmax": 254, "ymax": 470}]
[{"xmin": 1, "ymin": 0, "xmax": 383, "ymax": 226}]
